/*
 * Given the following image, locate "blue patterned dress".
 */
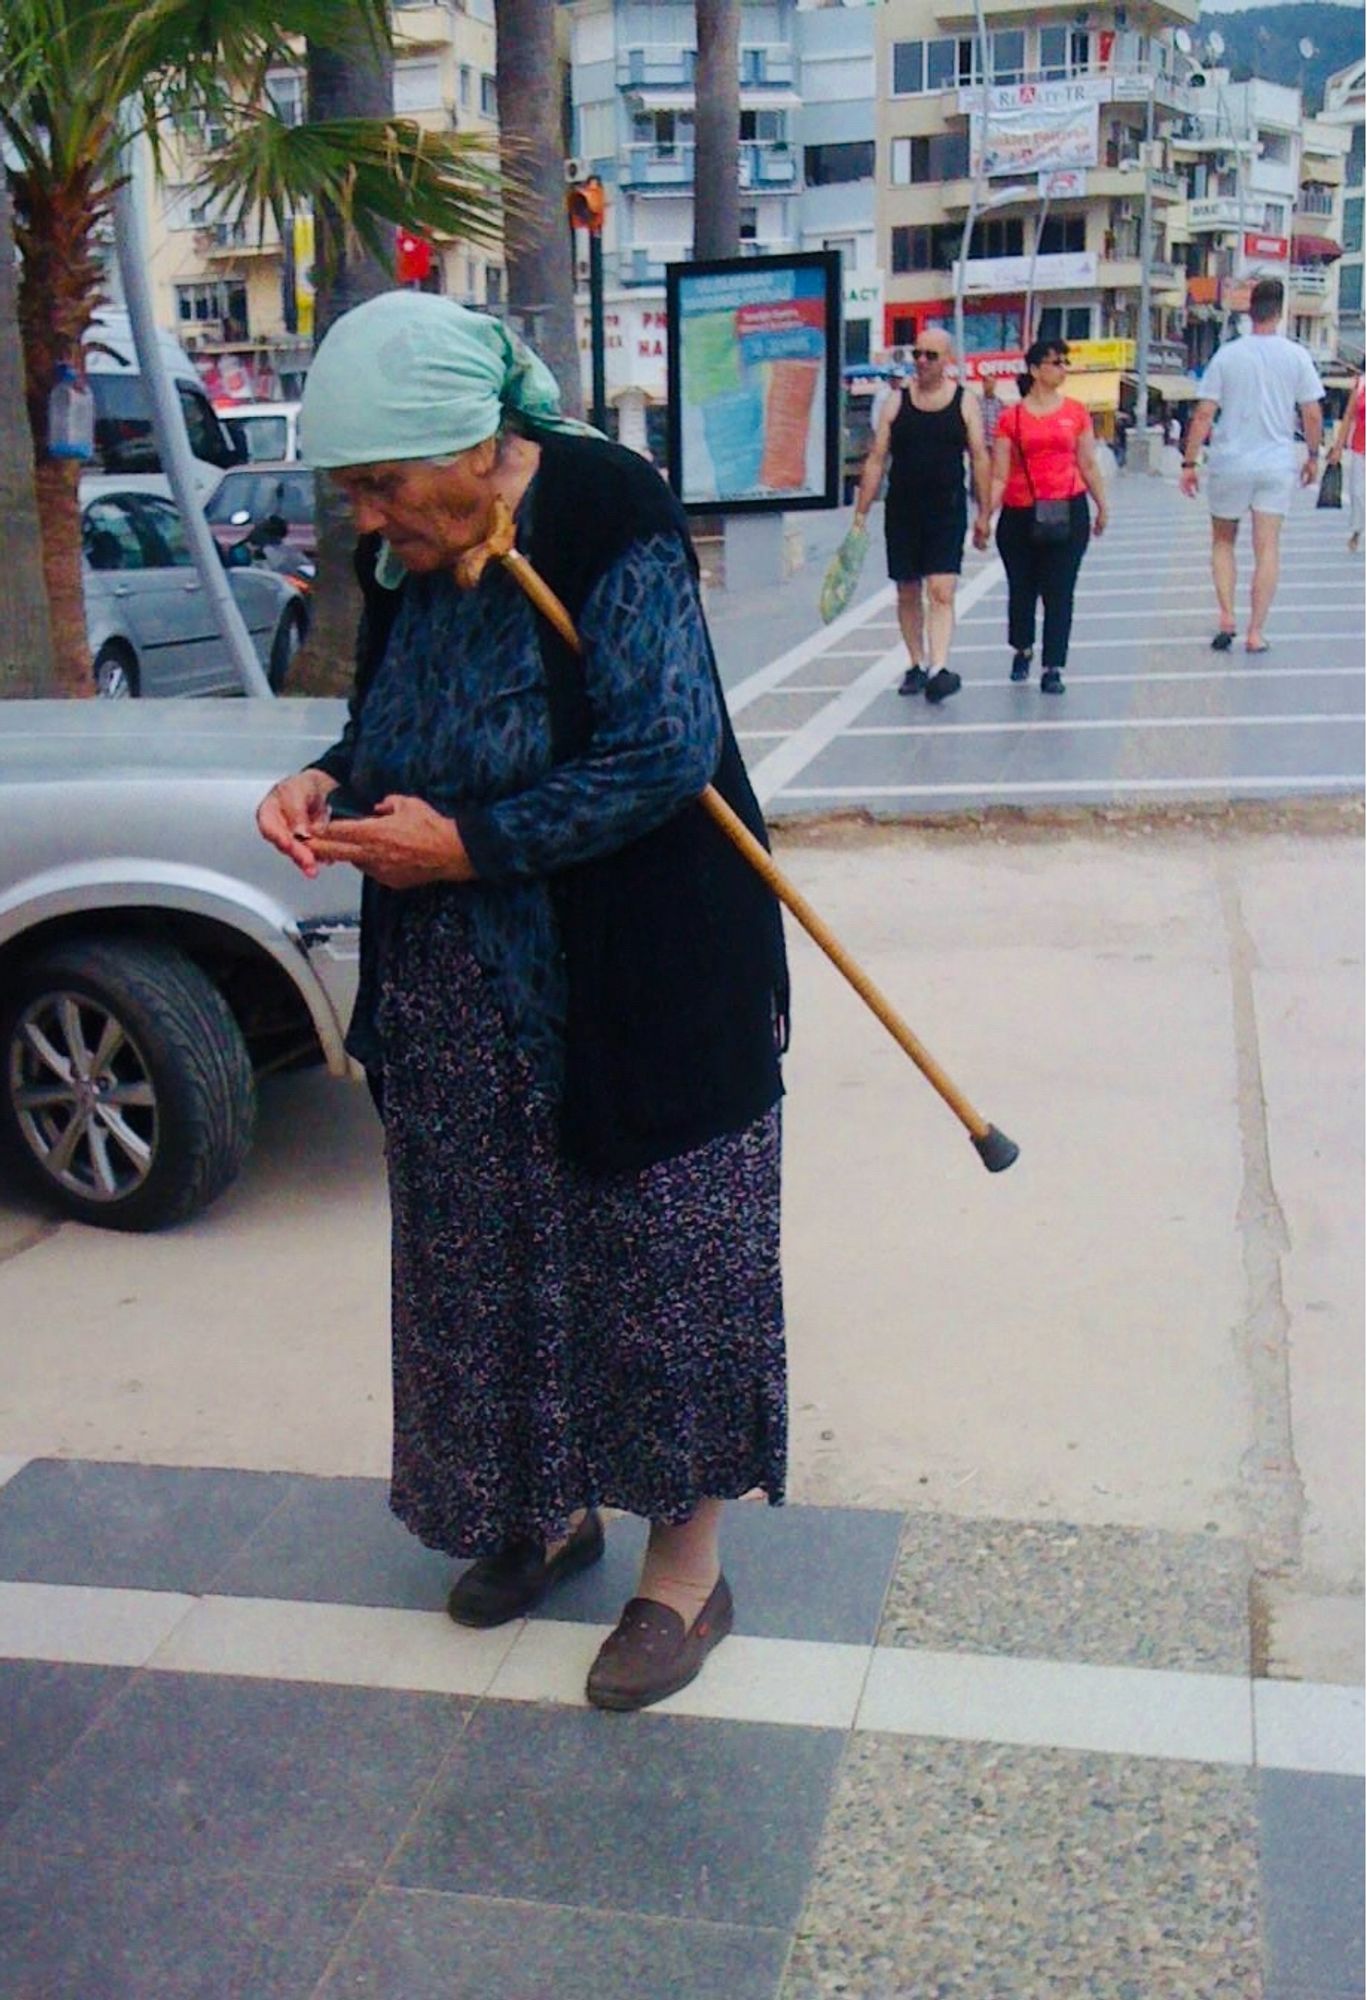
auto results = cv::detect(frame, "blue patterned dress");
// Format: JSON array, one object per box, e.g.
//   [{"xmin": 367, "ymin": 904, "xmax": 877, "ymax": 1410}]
[{"xmin": 343, "ymin": 531, "xmax": 786, "ymax": 1556}]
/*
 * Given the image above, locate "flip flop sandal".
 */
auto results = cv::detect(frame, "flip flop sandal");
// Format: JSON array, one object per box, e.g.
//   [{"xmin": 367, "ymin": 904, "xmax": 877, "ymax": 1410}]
[
  {"xmin": 1245, "ymin": 642, "xmax": 1271, "ymax": 655},
  {"xmin": 1210, "ymin": 631, "xmax": 1235, "ymax": 651}
]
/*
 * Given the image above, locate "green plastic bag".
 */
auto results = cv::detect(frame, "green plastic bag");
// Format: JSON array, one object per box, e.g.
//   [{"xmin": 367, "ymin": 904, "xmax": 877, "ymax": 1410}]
[{"xmin": 818, "ymin": 521, "xmax": 869, "ymax": 625}]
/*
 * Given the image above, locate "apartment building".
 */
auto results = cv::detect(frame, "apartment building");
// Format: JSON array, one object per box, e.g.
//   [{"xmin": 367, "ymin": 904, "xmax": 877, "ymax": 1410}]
[
  {"xmin": 1322, "ymin": 58, "xmax": 1365, "ymax": 365},
  {"xmin": 1289, "ymin": 117, "xmax": 1350, "ymax": 371},
  {"xmin": 564, "ymin": 0, "xmax": 876, "ymax": 451},
  {"xmin": 874, "ymin": 0, "xmax": 1197, "ymax": 416},
  {"xmin": 133, "ymin": 0, "xmax": 502, "ymax": 403}
]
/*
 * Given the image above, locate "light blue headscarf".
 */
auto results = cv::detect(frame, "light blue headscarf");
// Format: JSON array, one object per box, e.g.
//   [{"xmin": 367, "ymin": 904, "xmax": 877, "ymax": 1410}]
[{"xmin": 300, "ymin": 291, "xmax": 599, "ymax": 469}]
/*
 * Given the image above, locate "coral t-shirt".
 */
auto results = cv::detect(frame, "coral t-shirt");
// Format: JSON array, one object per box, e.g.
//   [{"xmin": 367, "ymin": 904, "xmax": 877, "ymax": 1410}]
[{"xmin": 1000, "ymin": 399, "xmax": 1089, "ymax": 508}]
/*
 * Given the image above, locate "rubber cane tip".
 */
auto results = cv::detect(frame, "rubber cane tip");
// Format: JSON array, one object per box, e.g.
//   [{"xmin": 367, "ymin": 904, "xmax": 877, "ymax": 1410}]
[{"xmin": 972, "ymin": 1125, "xmax": 1020, "ymax": 1173}]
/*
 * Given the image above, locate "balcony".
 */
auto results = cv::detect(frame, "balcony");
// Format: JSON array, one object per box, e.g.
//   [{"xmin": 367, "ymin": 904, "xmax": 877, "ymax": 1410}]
[
  {"xmin": 616, "ymin": 44, "xmax": 794, "ymax": 94},
  {"xmin": 392, "ymin": 3, "xmax": 455, "ymax": 52},
  {"xmin": 947, "ymin": 65, "xmax": 1189, "ymax": 116},
  {"xmin": 935, "ymin": 0, "xmax": 1198, "ymax": 31},
  {"xmin": 1296, "ymin": 188, "xmax": 1337, "ymax": 218},
  {"xmin": 619, "ymin": 140, "xmax": 799, "ymax": 194},
  {"xmin": 609, "ymin": 239, "xmax": 797, "ymax": 288},
  {"xmin": 739, "ymin": 140, "xmax": 798, "ymax": 190},
  {"xmin": 1289, "ymin": 264, "xmax": 1332, "ymax": 299},
  {"xmin": 195, "ymin": 222, "xmax": 280, "ymax": 258},
  {"xmin": 1186, "ymin": 196, "xmax": 1244, "ymax": 233},
  {"xmin": 1100, "ymin": 257, "xmax": 1184, "ymax": 293}
]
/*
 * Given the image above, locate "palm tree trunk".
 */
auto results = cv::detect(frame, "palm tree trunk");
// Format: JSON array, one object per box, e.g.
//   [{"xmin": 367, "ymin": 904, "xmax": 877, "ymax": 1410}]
[
  {"xmin": 290, "ymin": 37, "xmax": 396, "ymax": 696},
  {"xmin": 12, "ymin": 165, "xmax": 108, "ymax": 698},
  {"xmin": 494, "ymin": 0, "xmax": 582, "ymax": 415},
  {"xmin": 694, "ymin": 0, "xmax": 741, "ymax": 261},
  {"xmin": 0, "ymin": 171, "xmax": 54, "ymax": 698}
]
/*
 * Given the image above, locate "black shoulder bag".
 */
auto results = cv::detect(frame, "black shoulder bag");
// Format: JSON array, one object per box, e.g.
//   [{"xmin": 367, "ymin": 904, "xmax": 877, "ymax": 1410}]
[{"xmin": 1014, "ymin": 415, "xmax": 1072, "ymax": 546}]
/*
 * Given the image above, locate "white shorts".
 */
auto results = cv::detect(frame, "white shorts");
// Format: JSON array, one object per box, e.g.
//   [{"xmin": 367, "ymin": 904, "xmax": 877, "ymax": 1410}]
[{"xmin": 1206, "ymin": 464, "xmax": 1296, "ymax": 520}]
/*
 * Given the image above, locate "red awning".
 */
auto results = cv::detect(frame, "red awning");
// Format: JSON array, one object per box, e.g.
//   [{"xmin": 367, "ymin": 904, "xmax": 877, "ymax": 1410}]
[{"xmin": 1292, "ymin": 234, "xmax": 1342, "ymax": 263}]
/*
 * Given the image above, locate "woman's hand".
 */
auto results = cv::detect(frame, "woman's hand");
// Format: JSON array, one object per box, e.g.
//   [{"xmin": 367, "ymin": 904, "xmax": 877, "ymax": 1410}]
[
  {"xmin": 257, "ymin": 769, "xmax": 339, "ymax": 880},
  {"xmin": 972, "ymin": 511, "xmax": 992, "ymax": 551},
  {"xmin": 1092, "ymin": 501, "xmax": 1108, "ymax": 538},
  {"xmin": 304, "ymin": 794, "xmax": 475, "ymax": 890}
]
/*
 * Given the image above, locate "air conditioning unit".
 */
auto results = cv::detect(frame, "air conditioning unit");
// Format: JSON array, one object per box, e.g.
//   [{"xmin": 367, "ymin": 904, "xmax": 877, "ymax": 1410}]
[{"xmin": 564, "ymin": 157, "xmax": 591, "ymax": 185}]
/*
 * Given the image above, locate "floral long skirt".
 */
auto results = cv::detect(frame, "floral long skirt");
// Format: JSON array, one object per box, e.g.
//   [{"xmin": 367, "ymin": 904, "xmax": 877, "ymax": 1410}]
[{"xmin": 377, "ymin": 897, "xmax": 787, "ymax": 1558}]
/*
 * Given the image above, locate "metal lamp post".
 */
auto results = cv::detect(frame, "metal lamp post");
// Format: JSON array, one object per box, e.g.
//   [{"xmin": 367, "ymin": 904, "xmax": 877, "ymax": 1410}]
[
  {"xmin": 953, "ymin": 184, "xmax": 1031, "ymax": 368},
  {"xmin": 954, "ymin": 0, "xmax": 994, "ymax": 374}
]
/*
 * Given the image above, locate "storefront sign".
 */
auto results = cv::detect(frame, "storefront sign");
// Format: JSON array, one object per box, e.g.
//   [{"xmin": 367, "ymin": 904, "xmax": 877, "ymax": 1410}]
[
  {"xmin": 1243, "ymin": 232, "xmax": 1289, "ymax": 261},
  {"xmin": 576, "ymin": 302, "xmax": 669, "ymax": 402},
  {"xmin": 666, "ymin": 250, "xmax": 840, "ymax": 513},
  {"xmin": 960, "ymin": 251, "xmax": 1098, "ymax": 295},
  {"xmin": 1039, "ymin": 168, "xmax": 1087, "ymax": 199},
  {"xmin": 1066, "ymin": 338, "xmax": 1136, "ymax": 371}
]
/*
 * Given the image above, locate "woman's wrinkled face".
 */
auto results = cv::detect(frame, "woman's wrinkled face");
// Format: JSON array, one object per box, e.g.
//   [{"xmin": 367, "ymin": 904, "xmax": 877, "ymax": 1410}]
[{"xmin": 331, "ymin": 440, "xmax": 500, "ymax": 571}]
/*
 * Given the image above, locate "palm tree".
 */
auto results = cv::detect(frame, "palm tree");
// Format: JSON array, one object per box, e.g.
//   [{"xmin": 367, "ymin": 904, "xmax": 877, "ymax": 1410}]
[
  {"xmin": 1, "ymin": 0, "xmax": 502, "ymax": 697},
  {"xmin": 694, "ymin": 0, "xmax": 741, "ymax": 261},
  {"xmin": 493, "ymin": 0, "xmax": 582, "ymax": 416},
  {"xmin": 0, "ymin": 168, "xmax": 53, "ymax": 696}
]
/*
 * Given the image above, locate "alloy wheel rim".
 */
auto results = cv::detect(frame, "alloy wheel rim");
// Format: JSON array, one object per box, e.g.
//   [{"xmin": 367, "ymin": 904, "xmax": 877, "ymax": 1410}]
[{"xmin": 9, "ymin": 990, "xmax": 158, "ymax": 1202}]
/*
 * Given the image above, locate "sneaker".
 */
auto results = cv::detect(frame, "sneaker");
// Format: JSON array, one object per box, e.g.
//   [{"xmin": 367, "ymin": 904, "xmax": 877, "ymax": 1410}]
[
  {"xmin": 1040, "ymin": 667, "xmax": 1065, "ymax": 695},
  {"xmin": 898, "ymin": 665, "xmax": 928, "ymax": 696},
  {"xmin": 924, "ymin": 668, "xmax": 962, "ymax": 704},
  {"xmin": 1010, "ymin": 652, "xmax": 1031, "ymax": 683}
]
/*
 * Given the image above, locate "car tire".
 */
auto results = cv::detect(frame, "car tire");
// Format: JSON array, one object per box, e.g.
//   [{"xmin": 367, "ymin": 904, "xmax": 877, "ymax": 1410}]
[
  {"xmin": 0, "ymin": 939, "xmax": 256, "ymax": 1231},
  {"xmin": 93, "ymin": 644, "xmax": 139, "ymax": 699},
  {"xmin": 268, "ymin": 604, "xmax": 307, "ymax": 692}
]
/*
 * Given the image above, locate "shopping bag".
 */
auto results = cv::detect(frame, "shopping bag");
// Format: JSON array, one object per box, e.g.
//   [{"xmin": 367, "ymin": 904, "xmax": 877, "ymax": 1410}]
[
  {"xmin": 818, "ymin": 521, "xmax": 869, "ymax": 624},
  {"xmin": 1317, "ymin": 461, "xmax": 1343, "ymax": 510}
]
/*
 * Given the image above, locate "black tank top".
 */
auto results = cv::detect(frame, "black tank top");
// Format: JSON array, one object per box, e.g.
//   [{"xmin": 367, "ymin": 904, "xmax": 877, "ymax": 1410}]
[{"xmin": 887, "ymin": 386, "xmax": 968, "ymax": 509}]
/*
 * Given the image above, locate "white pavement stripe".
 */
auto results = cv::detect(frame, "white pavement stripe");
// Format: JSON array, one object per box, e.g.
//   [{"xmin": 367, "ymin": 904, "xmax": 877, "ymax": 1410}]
[
  {"xmin": 724, "ymin": 582, "xmax": 896, "ymax": 717},
  {"xmin": 968, "ymin": 605, "xmax": 1364, "ymax": 624},
  {"xmin": 749, "ymin": 563, "xmax": 1006, "ymax": 807},
  {"xmin": 857, "ymin": 1649, "xmax": 1253, "ymax": 1767},
  {"xmin": 946, "ymin": 638, "xmax": 1366, "ymax": 657},
  {"xmin": 2, "ymin": 1579, "xmax": 1358, "ymax": 1772},
  {"xmin": 1253, "ymin": 1679, "xmax": 1366, "ymax": 1776},
  {"xmin": 775, "ymin": 776, "xmax": 1364, "ymax": 802},
  {"xmin": 840, "ymin": 714, "xmax": 1365, "ymax": 739},
  {"xmin": 0, "ymin": 1580, "xmax": 196, "ymax": 1667},
  {"xmin": 1056, "ymin": 582, "xmax": 1365, "ymax": 597}
]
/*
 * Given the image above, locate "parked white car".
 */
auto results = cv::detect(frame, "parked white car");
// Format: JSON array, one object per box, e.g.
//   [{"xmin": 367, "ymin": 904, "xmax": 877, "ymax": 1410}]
[
  {"xmin": 223, "ymin": 400, "xmax": 302, "ymax": 463},
  {"xmin": 0, "ymin": 699, "xmax": 361, "ymax": 1230},
  {"xmin": 82, "ymin": 489, "xmax": 306, "ymax": 697}
]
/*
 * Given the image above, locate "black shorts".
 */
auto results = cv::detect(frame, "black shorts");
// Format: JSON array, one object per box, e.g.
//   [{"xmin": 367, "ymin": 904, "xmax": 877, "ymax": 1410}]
[{"xmin": 885, "ymin": 499, "xmax": 967, "ymax": 582}]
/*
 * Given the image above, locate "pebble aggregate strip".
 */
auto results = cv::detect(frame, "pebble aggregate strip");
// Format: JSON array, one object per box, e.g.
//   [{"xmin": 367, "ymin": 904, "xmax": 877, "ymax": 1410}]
[
  {"xmin": 781, "ymin": 1736, "xmax": 1261, "ymax": 2000},
  {"xmin": 879, "ymin": 1518, "xmax": 1253, "ymax": 1675}
]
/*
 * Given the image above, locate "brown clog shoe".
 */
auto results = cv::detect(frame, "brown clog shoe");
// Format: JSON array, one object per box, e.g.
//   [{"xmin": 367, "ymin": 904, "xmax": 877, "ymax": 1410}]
[{"xmin": 585, "ymin": 1575, "xmax": 734, "ymax": 1712}]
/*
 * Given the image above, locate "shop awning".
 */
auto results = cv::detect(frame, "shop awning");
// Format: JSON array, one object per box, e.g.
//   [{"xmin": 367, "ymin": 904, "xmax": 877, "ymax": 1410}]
[
  {"xmin": 1291, "ymin": 234, "xmax": 1342, "ymax": 263},
  {"xmin": 1067, "ymin": 370, "xmax": 1123, "ymax": 411}
]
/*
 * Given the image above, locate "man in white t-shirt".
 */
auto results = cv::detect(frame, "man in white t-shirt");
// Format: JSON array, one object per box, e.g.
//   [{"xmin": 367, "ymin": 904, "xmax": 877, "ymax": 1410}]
[{"xmin": 1179, "ymin": 276, "xmax": 1324, "ymax": 654}]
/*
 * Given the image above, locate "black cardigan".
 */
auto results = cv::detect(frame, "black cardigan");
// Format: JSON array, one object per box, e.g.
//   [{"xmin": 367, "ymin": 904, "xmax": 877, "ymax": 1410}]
[{"xmin": 318, "ymin": 431, "xmax": 789, "ymax": 1176}]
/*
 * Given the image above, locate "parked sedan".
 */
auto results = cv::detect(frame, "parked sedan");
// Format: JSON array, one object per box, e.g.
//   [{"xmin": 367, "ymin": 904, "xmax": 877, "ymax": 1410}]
[
  {"xmin": 0, "ymin": 699, "xmax": 361, "ymax": 1230},
  {"xmin": 82, "ymin": 489, "xmax": 306, "ymax": 697}
]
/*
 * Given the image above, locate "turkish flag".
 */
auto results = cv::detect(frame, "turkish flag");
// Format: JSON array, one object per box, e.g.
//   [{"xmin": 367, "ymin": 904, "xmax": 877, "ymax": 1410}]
[{"xmin": 397, "ymin": 229, "xmax": 433, "ymax": 283}]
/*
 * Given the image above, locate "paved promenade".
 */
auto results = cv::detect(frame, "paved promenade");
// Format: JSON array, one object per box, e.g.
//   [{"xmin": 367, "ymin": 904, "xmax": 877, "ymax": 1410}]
[{"xmin": 0, "ymin": 465, "xmax": 1362, "ymax": 1998}]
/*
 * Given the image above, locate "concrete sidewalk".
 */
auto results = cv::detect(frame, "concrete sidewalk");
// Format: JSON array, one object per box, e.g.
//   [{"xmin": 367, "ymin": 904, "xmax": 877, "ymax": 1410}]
[{"xmin": 0, "ymin": 808, "xmax": 1361, "ymax": 1998}]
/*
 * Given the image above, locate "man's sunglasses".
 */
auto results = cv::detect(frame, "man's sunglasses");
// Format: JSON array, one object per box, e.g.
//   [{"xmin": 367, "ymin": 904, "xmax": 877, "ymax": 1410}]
[{"xmin": 909, "ymin": 347, "xmax": 944, "ymax": 361}]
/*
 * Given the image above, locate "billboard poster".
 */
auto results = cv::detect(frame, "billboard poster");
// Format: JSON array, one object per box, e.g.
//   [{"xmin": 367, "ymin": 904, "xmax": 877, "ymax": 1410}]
[
  {"xmin": 666, "ymin": 250, "xmax": 840, "ymax": 513},
  {"xmin": 971, "ymin": 90, "xmax": 1099, "ymax": 180}
]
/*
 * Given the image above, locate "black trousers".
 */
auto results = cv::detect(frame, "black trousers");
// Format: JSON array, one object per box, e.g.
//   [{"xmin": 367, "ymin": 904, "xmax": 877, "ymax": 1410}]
[{"xmin": 995, "ymin": 496, "xmax": 1091, "ymax": 670}]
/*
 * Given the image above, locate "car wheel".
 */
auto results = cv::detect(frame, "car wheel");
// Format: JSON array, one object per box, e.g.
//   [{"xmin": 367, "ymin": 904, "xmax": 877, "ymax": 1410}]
[
  {"xmin": 93, "ymin": 645, "xmax": 138, "ymax": 699},
  {"xmin": 268, "ymin": 605, "xmax": 306, "ymax": 691},
  {"xmin": 0, "ymin": 939, "xmax": 256, "ymax": 1231}
]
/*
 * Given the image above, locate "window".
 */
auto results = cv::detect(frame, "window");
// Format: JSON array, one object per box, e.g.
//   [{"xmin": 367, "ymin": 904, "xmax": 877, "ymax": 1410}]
[
  {"xmin": 891, "ymin": 224, "xmax": 974, "ymax": 274},
  {"xmin": 1258, "ymin": 130, "xmax": 1291, "ymax": 166},
  {"xmin": 1069, "ymin": 30, "xmax": 1091, "ymax": 69},
  {"xmin": 1348, "ymin": 127, "xmax": 1364, "ymax": 189},
  {"xmin": 174, "ymin": 280, "xmax": 249, "ymax": 342},
  {"xmin": 892, "ymin": 42, "xmax": 923, "ymax": 95},
  {"xmin": 459, "ymin": 65, "xmax": 472, "ymax": 108},
  {"xmin": 740, "ymin": 110, "xmax": 787, "ymax": 143},
  {"xmin": 394, "ymin": 60, "xmax": 442, "ymax": 113},
  {"xmin": 889, "ymin": 313, "xmax": 917, "ymax": 348},
  {"xmin": 739, "ymin": 206, "xmax": 758, "ymax": 243},
  {"xmin": 486, "ymin": 265, "xmax": 504, "ymax": 307},
  {"xmin": 1037, "ymin": 305, "xmax": 1094, "ymax": 341},
  {"xmin": 804, "ymin": 141, "xmax": 874, "ymax": 186},
  {"xmin": 83, "ymin": 498, "xmax": 144, "ymax": 571},
  {"xmin": 1038, "ymin": 214, "xmax": 1087, "ymax": 254},
  {"xmin": 1263, "ymin": 204, "xmax": 1286, "ymax": 234},
  {"xmin": 991, "ymin": 30, "xmax": 1025, "ymax": 82},
  {"xmin": 845, "ymin": 318, "xmax": 871, "ymax": 366},
  {"xmin": 967, "ymin": 216, "xmax": 1024, "ymax": 258},
  {"xmin": 266, "ymin": 70, "xmax": 304, "ymax": 127},
  {"xmin": 1039, "ymin": 27, "xmax": 1068, "ymax": 79},
  {"xmin": 1344, "ymin": 196, "xmax": 1363, "ymax": 254},
  {"xmin": 131, "ymin": 495, "xmax": 195, "ymax": 568},
  {"xmin": 1340, "ymin": 263, "xmax": 1363, "ymax": 313},
  {"xmin": 479, "ymin": 72, "xmax": 497, "ymax": 118},
  {"xmin": 890, "ymin": 133, "xmax": 970, "ymax": 185}
]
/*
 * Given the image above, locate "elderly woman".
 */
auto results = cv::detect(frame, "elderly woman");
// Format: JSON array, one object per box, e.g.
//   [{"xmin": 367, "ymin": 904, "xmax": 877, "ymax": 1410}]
[{"xmin": 257, "ymin": 294, "xmax": 788, "ymax": 1711}]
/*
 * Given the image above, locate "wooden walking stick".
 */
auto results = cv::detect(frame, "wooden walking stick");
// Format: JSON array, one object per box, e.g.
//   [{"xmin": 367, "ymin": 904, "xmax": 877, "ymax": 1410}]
[{"xmin": 497, "ymin": 540, "xmax": 1019, "ymax": 1174}]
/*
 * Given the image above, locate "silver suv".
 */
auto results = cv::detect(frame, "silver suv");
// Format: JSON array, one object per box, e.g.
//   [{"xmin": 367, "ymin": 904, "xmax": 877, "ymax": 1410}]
[{"xmin": 0, "ymin": 700, "xmax": 362, "ymax": 1230}]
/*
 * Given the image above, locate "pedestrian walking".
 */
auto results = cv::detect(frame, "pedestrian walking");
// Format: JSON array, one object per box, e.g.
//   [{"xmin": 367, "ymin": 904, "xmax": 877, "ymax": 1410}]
[
  {"xmin": 986, "ymin": 338, "xmax": 1109, "ymax": 695},
  {"xmin": 256, "ymin": 293, "xmax": 789, "ymax": 1713},
  {"xmin": 852, "ymin": 327, "xmax": 991, "ymax": 705},
  {"xmin": 1179, "ymin": 276, "xmax": 1324, "ymax": 654},
  {"xmin": 1326, "ymin": 370, "xmax": 1365, "ymax": 555}
]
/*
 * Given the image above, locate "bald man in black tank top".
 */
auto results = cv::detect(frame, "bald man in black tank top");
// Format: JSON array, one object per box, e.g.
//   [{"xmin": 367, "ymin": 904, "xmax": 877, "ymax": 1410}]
[{"xmin": 853, "ymin": 329, "xmax": 991, "ymax": 703}]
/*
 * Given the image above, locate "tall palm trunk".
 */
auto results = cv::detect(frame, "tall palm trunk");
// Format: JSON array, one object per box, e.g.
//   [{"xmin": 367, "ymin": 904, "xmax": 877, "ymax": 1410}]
[
  {"xmin": 0, "ymin": 170, "xmax": 54, "ymax": 697},
  {"xmin": 494, "ymin": 0, "xmax": 582, "ymax": 414},
  {"xmin": 694, "ymin": 0, "xmax": 741, "ymax": 261},
  {"xmin": 290, "ymin": 37, "xmax": 395, "ymax": 695},
  {"xmin": 11, "ymin": 164, "xmax": 109, "ymax": 698}
]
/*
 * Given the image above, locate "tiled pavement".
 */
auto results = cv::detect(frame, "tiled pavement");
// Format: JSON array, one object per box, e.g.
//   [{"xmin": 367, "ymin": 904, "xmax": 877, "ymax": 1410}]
[{"xmin": 0, "ymin": 1458, "xmax": 1361, "ymax": 2000}]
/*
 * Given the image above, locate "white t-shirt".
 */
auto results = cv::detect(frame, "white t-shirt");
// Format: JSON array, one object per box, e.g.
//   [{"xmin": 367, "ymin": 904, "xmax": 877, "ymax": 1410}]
[{"xmin": 1200, "ymin": 333, "xmax": 1323, "ymax": 474}]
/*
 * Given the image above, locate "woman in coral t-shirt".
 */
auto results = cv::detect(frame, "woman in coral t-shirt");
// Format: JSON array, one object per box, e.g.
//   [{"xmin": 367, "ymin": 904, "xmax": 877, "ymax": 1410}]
[
  {"xmin": 984, "ymin": 339, "xmax": 1108, "ymax": 694},
  {"xmin": 1327, "ymin": 372, "xmax": 1364, "ymax": 554}
]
